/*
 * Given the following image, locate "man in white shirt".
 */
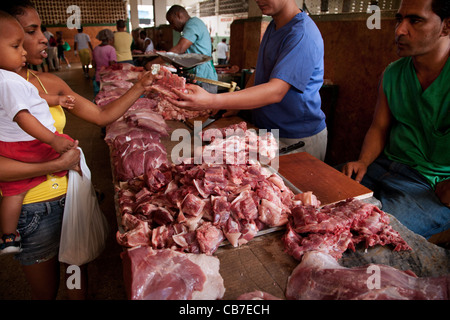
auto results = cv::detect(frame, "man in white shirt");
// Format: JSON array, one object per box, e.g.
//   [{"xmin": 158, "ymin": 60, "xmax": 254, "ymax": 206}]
[{"xmin": 216, "ymin": 38, "xmax": 229, "ymax": 65}]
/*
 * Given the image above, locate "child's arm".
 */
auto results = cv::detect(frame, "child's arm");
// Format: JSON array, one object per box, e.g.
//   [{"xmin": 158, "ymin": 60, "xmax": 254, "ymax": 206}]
[
  {"xmin": 13, "ymin": 110, "xmax": 74, "ymax": 154},
  {"xmin": 40, "ymin": 93, "xmax": 75, "ymax": 109}
]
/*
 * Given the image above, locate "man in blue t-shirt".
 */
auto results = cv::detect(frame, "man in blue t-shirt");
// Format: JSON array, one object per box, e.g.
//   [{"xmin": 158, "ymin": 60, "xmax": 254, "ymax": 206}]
[
  {"xmin": 169, "ymin": 0, "xmax": 327, "ymax": 160},
  {"xmin": 146, "ymin": 5, "xmax": 218, "ymax": 93}
]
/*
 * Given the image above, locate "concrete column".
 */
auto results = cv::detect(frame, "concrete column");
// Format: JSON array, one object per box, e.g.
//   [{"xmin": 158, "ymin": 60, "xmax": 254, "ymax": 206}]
[
  {"xmin": 129, "ymin": 0, "xmax": 139, "ymax": 30},
  {"xmin": 153, "ymin": 0, "xmax": 167, "ymax": 27}
]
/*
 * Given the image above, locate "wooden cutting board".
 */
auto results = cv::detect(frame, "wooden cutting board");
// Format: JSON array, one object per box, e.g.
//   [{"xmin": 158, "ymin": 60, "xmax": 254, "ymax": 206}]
[{"xmin": 276, "ymin": 152, "xmax": 373, "ymax": 205}]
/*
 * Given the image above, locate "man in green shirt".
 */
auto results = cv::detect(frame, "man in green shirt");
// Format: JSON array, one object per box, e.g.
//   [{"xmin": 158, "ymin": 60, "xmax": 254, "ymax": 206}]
[{"xmin": 342, "ymin": 0, "xmax": 449, "ymax": 238}]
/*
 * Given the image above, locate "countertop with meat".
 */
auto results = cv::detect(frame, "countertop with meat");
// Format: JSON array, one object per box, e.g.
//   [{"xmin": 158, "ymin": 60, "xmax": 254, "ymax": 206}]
[{"xmin": 98, "ymin": 63, "xmax": 449, "ymax": 300}]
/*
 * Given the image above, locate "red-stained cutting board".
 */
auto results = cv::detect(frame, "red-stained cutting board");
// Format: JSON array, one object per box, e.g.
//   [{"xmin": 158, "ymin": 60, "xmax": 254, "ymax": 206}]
[{"xmin": 277, "ymin": 152, "xmax": 373, "ymax": 205}]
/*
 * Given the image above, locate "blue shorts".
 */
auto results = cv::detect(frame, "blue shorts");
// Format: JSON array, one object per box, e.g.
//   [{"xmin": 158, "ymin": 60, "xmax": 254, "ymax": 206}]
[
  {"xmin": 14, "ymin": 197, "xmax": 65, "ymax": 266},
  {"xmin": 361, "ymin": 156, "xmax": 450, "ymax": 239}
]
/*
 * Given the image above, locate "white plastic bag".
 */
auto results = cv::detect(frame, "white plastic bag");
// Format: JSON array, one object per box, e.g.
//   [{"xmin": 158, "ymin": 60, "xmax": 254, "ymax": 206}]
[{"xmin": 59, "ymin": 148, "xmax": 109, "ymax": 266}]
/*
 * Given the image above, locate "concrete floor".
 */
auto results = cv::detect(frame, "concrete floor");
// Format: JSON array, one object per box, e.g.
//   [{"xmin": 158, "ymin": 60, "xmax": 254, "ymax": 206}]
[{"xmin": 0, "ymin": 63, "xmax": 127, "ymax": 300}]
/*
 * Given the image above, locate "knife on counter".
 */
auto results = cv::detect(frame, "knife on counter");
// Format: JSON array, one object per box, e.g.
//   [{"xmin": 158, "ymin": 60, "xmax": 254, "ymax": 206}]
[
  {"xmin": 201, "ymin": 109, "xmax": 227, "ymax": 130},
  {"xmin": 279, "ymin": 140, "xmax": 305, "ymax": 155}
]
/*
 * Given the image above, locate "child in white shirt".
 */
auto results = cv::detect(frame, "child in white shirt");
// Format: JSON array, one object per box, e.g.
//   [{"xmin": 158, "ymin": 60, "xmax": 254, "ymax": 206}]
[{"xmin": 0, "ymin": 11, "xmax": 77, "ymax": 254}]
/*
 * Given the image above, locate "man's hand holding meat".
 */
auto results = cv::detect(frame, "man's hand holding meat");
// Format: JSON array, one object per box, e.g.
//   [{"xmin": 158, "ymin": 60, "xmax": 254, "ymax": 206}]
[{"xmin": 167, "ymin": 83, "xmax": 216, "ymax": 111}]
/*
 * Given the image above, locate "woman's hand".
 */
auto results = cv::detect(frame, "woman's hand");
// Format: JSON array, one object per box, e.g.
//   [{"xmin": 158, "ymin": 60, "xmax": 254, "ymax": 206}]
[
  {"xmin": 167, "ymin": 84, "xmax": 215, "ymax": 111},
  {"xmin": 136, "ymin": 71, "xmax": 160, "ymax": 92},
  {"xmin": 55, "ymin": 141, "xmax": 80, "ymax": 173}
]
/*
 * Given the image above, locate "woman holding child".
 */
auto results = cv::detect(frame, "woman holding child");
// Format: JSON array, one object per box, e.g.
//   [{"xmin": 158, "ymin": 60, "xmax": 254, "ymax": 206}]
[{"xmin": 0, "ymin": 1, "xmax": 155, "ymax": 299}]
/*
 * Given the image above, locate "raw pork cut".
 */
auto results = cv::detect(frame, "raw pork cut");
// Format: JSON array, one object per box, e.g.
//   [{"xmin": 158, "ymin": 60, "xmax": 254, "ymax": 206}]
[
  {"xmin": 124, "ymin": 107, "xmax": 169, "ymax": 136},
  {"xmin": 116, "ymin": 161, "xmax": 295, "ymax": 255},
  {"xmin": 150, "ymin": 66, "xmax": 187, "ymax": 100},
  {"xmin": 282, "ymin": 198, "xmax": 411, "ymax": 260},
  {"xmin": 200, "ymin": 122, "xmax": 279, "ymax": 164},
  {"xmin": 112, "ymin": 137, "xmax": 168, "ymax": 181},
  {"xmin": 286, "ymin": 251, "xmax": 450, "ymax": 300},
  {"xmin": 121, "ymin": 246, "xmax": 225, "ymax": 300},
  {"xmin": 116, "ymin": 213, "xmax": 152, "ymax": 247},
  {"xmin": 98, "ymin": 63, "xmax": 144, "ymax": 82}
]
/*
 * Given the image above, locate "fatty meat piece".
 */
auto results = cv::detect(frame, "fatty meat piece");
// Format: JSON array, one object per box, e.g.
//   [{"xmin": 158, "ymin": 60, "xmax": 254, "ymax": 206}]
[
  {"xmin": 282, "ymin": 198, "xmax": 411, "ymax": 260},
  {"xmin": 286, "ymin": 251, "xmax": 450, "ymax": 300},
  {"xmin": 121, "ymin": 246, "xmax": 225, "ymax": 300}
]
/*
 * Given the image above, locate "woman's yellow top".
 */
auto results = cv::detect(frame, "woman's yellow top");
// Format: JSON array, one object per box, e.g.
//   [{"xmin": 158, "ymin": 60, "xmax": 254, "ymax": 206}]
[{"xmin": 23, "ymin": 70, "xmax": 68, "ymax": 204}]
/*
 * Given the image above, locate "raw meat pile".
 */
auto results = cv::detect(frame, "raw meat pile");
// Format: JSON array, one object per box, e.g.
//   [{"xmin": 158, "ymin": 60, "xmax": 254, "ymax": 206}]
[
  {"xmin": 95, "ymin": 63, "xmax": 211, "ymax": 121},
  {"xmin": 116, "ymin": 160, "xmax": 295, "ymax": 254},
  {"xmin": 285, "ymin": 251, "xmax": 450, "ymax": 300},
  {"xmin": 282, "ymin": 198, "xmax": 411, "ymax": 261},
  {"xmin": 98, "ymin": 63, "xmax": 144, "ymax": 82},
  {"xmin": 198, "ymin": 121, "xmax": 279, "ymax": 165},
  {"xmin": 114, "ymin": 120, "xmax": 291, "ymax": 255},
  {"xmin": 121, "ymin": 246, "xmax": 225, "ymax": 300}
]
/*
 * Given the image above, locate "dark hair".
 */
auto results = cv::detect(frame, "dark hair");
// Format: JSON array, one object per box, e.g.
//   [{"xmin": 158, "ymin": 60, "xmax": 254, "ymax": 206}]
[
  {"xmin": 116, "ymin": 19, "xmax": 125, "ymax": 29},
  {"xmin": 166, "ymin": 5, "xmax": 188, "ymax": 18},
  {"xmin": 432, "ymin": 0, "xmax": 450, "ymax": 20},
  {"xmin": 0, "ymin": 0, "xmax": 35, "ymax": 17}
]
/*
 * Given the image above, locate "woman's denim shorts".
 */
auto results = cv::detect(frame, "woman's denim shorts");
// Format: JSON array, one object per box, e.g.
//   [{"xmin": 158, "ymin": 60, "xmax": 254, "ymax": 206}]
[{"xmin": 14, "ymin": 197, "xmax": 65, "ymax": 266}]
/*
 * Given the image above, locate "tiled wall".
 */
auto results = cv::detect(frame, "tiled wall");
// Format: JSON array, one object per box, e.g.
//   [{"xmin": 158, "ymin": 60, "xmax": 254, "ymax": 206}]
[
  {"xmin": 34, "ymin": 0, "xmax": 127, "ymax": 25},
  {"xmin": 33, "ymin": 0, "xmax": 127, "ymax": 64}
]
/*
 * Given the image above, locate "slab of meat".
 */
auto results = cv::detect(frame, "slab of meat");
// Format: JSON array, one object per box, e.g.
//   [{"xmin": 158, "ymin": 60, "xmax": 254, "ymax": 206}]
[
  {"xmin": 112, "ymin": 138, "xmax": 168, "ymax": 181},
  {"xmin": 106, "ymin": 106, "xmax": 169, "ymax": 182},
  {"xmin": 121, "ymin": 246, "xmax": 225, "ymax": 300},
  {"xmin": 124, "ymin": 107, "xmax": 169, "ymax": 136},
  {"xmin": 200, "ymin": 122, "xmax": 279, "ymax": 164},
  {"xmin": 149, "ymin": 92, "xmax": 212, "ymax": 121},
  {"xmin": 105, "ymin": 122, "xmax": 161, "ymax": 147},
  {"xmin": 99, "ymin": 63, "xmax": 144, "ymax": 82},
  {"xmin": 150, "ymin": 66, "xmax": 187, "ymax": 100},
  {"xmin": 282, "ymin": 198, "xmax": 411, "ymax": 260},
  {"xmin": 286, "ymin": 251, "xmax": 450, "ymax": 300}
]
